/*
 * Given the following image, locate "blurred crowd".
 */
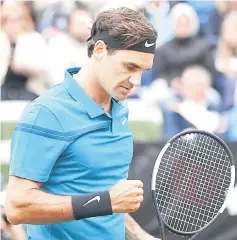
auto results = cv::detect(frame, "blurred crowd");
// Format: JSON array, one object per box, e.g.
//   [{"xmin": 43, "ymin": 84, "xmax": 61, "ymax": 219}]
[{"xmin": 0, "ymin": 0, "xmax": 237, "ymax": 143}]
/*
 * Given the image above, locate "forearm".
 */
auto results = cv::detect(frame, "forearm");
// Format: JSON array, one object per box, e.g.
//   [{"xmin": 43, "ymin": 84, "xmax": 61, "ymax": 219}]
[
  {"xmin": 125, "ymin": 214, "xmax": 154, "ymax": 240},
  {"xmin": 7, "ymin": 189, "xmax": 73, "ymax": 225}
]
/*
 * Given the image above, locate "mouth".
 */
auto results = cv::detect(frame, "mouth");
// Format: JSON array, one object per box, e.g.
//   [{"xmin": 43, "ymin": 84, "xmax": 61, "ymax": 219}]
[
  {"xmin": 120, "ymin": 86, "xmax": 132, "ymax": 93},
  {"xmin": 121, "ymin": 86, "xmax": 132, "ymax": 90}
]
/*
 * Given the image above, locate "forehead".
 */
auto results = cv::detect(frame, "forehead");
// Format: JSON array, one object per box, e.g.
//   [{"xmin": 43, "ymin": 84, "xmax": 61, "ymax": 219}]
[{"xmin": 112, "ymin": 49, "xmax": 154, "ymax": 69}]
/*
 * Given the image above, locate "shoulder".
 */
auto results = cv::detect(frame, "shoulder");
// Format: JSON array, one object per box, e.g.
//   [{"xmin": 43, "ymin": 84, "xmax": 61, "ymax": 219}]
[
  {"xmin": 192, "ymin": 37, "xmax": 210, "ymax": 50},
  {"xmin": 18, "ymin": 101, "xmax": 64, "ymax": 133},
  {"xmin": 18, "ymin": 84, "xmax": 89, "ymax": 132},
  {"xmin": 18, "ymin": 85, "xmax": 67, "ymax": 130}
]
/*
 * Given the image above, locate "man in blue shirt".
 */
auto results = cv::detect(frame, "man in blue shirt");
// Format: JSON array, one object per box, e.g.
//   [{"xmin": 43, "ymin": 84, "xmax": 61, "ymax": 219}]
[{"xmin": 5, "ymin": 7, "xmax": 158, "ymax": 240}]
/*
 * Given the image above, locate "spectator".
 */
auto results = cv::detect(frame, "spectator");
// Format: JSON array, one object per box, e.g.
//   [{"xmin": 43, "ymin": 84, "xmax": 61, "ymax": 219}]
[
  {"xmin": 44, "ymin": 2, "xmax": 91, "ymax": 87},
  {"xmin": 140, "ymin": 0, "xmax": 173, "ymax": 46},
  {"xmin": 186, "ymin": 0, "xmax": 215, "ymax": 37},
  {"xmin": 35, "ymin": 0, "xmax": 75, "ymax": 38},
  {"xmin": 224, "ymin": 106, "xmax": 237, "ymax": 142},
  {"xmin": 214, "ymin": 11, "xmax": 237, "ymax": 111},
  {"xmin": 206, "ymin": 0, "xmax": 237, "ymax": 48},
  {"xmin": 160, "ymin": 65, "xmax": 221, "ymax": 140},
  {"xmin": 0, "ymin": 1, "xmax": 46, "ymax": 100},
  {"xmin": 153, "ymin": 3, "xmax": 216, "ymax": 85}
]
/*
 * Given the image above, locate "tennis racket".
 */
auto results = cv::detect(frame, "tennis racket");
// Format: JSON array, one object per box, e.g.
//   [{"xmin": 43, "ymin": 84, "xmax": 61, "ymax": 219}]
[{"xmin": 151, "ymin": 129, "xmax": 235, "ymax": 240}]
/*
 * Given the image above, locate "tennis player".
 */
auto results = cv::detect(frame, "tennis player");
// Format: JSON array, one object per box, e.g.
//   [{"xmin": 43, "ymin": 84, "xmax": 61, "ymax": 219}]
[{"xmin": 5, "ymin": 7, "xmax": 158, "ymax": 240}]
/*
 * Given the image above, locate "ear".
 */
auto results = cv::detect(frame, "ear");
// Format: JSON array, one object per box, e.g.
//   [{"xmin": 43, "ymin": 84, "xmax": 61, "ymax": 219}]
[{"xmin": 93, "ymin": 40, "xmax": 107, "ymax": 60}]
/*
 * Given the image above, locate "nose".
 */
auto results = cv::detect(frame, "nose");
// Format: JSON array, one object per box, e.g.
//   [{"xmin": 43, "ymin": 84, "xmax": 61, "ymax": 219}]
[{"xmin": 128, "ymin": 72, "xmax": 142, "ymax": 87}]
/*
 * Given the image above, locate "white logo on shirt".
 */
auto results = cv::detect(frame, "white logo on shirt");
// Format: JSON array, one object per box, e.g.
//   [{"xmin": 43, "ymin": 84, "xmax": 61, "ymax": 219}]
[
  {"xmin": 121, "ymin": 118, "xmax": 127, "ymax": 125},
  {"xmin": 145, "ymin": 40, "xmax": 155, "ymax": 48},
  {"xmin": 82, "ymin": 196, "xmax": 100, "ymax": 207}
]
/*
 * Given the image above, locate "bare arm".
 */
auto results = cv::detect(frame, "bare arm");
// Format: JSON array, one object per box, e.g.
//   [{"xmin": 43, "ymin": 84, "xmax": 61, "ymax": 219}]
[
  {"xmin": 125, "ymin": 214, "xmax": 160, "ymax": 240},
  {"xmin": 5, "ymin": 176, "xmax": 74, "ymax": 225},
  {"xmin": 6, "ymin": 177, "xmax": 145, "ymax": 226}
]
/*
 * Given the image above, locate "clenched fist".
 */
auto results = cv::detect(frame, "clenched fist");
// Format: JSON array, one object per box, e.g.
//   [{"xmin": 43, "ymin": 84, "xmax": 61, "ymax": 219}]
[{"xmin": 109, "ymin": 180, "xmax": 144, "ymax": 213}]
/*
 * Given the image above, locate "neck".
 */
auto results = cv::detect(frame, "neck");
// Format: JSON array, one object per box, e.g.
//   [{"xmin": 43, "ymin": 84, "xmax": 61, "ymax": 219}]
[{"xmin": 73, "ymin": 59, "xmax": 112, "ymax": 112}]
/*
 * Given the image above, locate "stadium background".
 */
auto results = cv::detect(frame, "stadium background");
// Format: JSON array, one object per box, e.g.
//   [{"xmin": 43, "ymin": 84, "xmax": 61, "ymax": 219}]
[{"xmin": 1, "ymin": 0, "xmax": 237, "ymax": 239}]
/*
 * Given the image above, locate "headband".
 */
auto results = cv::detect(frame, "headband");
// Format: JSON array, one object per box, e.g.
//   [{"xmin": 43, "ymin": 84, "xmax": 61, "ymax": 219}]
[{"xmin": 87, "ymin": 30, "xmax": 157, "ymax": 54}]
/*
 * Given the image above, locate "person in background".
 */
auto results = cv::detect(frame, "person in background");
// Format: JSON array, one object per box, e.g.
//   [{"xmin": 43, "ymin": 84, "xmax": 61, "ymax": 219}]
[
  {"xmin": 206, "ymin": 0, "xmax": 237, "ymax": 48},
  {"xmin": 34, "ymin": 0, "xmax": 75, "ymax": 38},
  {"xmin": 160, "ymin": 65, "xmax": 221, "ymax": 140},
  {"xmin": 44, "ymin": 1, "xmax": 91, "ymax": 87},
  {"xmin": 214, "ymin": 11, "xmax": 237, "ymax": 112},
  {"xmin": 0, "ymin": 1, "xmax": 46, "ymax": 100},
  {"xmin": 185, "ymin": 0, "xmax": 215, "ymax": 37},
  {"xmin": 153, "ymin": 3, "xmax": 216, "ymax": 86},
  {"xmin": 140, "ymin": 0, "xmax": 173, "ymax": 46}
]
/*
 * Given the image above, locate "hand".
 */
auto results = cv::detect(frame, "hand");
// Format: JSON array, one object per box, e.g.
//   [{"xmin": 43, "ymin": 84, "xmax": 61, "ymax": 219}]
[{"xmin": 109, "ymin": 180, "xmax": 144, "ymax": 213}]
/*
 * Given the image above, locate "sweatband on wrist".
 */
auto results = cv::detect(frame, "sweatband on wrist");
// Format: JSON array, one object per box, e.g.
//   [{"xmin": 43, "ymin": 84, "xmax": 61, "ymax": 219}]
[{"xmin": 71, "ymin": 190, "xmax": 113, "ymax": 220}]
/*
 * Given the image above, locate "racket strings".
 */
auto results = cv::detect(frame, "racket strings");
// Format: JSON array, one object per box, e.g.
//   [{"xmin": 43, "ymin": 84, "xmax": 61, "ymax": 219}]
[{"xmin": 155, "ymin": 133, "xmax": 231, "ymax": 233}]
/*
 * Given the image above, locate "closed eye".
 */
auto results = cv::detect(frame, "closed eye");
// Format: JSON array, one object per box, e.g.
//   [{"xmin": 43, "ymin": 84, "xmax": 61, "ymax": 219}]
[
  {"xmin": 125, "ymin": 64, "xmax": 136, "ymax": 71},
  {"xmin": 123, "ymin": 61, "xmax": 151, "ymax": 72}
]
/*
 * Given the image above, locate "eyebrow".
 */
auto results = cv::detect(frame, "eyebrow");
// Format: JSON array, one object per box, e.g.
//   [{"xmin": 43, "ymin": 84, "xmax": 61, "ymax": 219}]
[{"xmin": 124, "ymin": 62, "xmax": 151, "ymax": 71}]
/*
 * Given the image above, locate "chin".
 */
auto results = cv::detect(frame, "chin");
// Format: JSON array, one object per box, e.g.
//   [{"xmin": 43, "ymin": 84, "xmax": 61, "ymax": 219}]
[{"xmin": 112, "ymin": 94, "xmax": 127, "ymax": 101}]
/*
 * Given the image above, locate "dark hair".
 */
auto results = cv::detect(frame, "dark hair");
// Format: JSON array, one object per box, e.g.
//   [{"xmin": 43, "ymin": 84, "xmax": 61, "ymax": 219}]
[{"xmin": 87, "ymin": 7, "xmax": 157, "ymax": 57}]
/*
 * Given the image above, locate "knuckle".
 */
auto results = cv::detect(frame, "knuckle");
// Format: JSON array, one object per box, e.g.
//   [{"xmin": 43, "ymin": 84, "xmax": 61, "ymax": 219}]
[
  {"xmin": 139, "ymin": 180, "xmax": 144, "ymax": 187},
  {"xmin": 133, "ymin": 203, "xmax": 140, "ymax": 211},
  {"xmin": 136, "ymin": 180, "xmax": 143, "ymax": 187},
  {"xmin": 136, "ymin": 195, "xmax": 143, "ymax": 203},
  {"xmin": 132, "ymin": 206, "xmax": 138, "ymax": 212},
  {"xmin": 136, "ymin": 203, "xmax": 141, "ymax": 210},
  {"xmin": 136, "ymin": 188, "xmax": 143, "ymax": 196}
]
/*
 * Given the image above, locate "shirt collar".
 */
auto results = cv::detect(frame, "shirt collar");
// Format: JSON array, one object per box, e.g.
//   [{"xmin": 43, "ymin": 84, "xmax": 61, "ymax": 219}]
[{"xmin": 62, "ymin": 67, "xmax": 125, "ymax": 119}]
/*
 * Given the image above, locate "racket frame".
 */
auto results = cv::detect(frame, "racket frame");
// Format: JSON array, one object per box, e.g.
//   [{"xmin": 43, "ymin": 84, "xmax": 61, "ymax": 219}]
[{"xmin": 151, "ymin": 129, "xmax": 236, "ymax": 238}]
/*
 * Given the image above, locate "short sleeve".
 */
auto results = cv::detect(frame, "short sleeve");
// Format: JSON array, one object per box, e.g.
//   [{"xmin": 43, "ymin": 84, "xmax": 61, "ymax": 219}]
[{"xmin": 9, "ymin": 104, "xmax": 71, "ymax": 182}]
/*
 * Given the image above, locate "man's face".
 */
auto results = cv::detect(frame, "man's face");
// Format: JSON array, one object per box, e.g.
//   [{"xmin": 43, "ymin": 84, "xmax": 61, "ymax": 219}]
[
  {"xmin": 174, "ymin": 15, "xmax": 193, "ymax": 39},
  {"xmin": 181, "ymin": 70, "xmax": 208, "ymax": 102},
  {"xmin": 94, "ymin": 43, "xmax": 154, "ymax": 101}
]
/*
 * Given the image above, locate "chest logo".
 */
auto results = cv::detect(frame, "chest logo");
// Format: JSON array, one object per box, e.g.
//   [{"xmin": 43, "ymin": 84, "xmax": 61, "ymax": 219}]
[{"xmin": 121, "ymin": 118, "xmax": 127, "ymax": 126}]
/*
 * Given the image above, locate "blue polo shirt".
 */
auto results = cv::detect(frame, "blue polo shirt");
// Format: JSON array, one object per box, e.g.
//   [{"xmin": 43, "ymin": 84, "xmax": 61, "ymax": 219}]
[{"xmin": 9, "ymin": 67, "xmax": 133, "ymax": 240}]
